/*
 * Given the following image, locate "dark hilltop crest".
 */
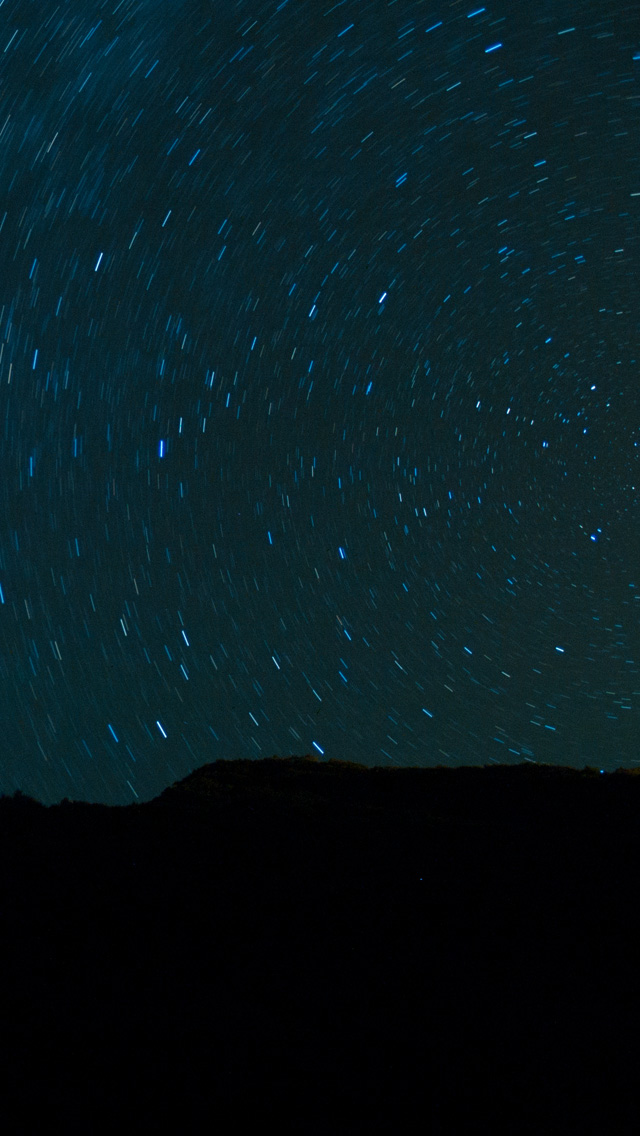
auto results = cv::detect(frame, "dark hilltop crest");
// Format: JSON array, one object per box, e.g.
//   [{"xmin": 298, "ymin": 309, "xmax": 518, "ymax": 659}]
[
  {"xmin": 143, "ymin": 752, "xmax": 640, "ymax": 828},
  {"xmin": 4, "ymin": 751, "xmax": 639, "ymax": 818},
  {"xmin": 1, "ymin": 755, "xmax": 639, "ymax": 1128}
]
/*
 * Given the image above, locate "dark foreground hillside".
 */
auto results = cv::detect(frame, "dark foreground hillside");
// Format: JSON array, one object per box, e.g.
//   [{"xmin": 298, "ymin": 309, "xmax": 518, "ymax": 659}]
[{"xmin": 1, "ymin": 756, "xmax": 639, "ymax": 1130}]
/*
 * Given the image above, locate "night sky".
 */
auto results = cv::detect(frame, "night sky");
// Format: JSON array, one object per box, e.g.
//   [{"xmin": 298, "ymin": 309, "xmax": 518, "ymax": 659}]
[{"xmin": 0, "ymin": 0, "xmax": 638, "ymax": 804}]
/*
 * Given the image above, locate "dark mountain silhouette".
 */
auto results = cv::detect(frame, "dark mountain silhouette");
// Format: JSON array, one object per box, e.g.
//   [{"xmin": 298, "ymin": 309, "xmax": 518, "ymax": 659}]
[{"xmin": 1, "ymin": 756, "xmax": 638, "ymax": 1129}]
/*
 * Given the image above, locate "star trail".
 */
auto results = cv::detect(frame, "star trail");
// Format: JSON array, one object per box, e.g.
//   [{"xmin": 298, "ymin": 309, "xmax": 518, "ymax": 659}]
[{"xmin": 0, "ymin": 0, "xmax": 638, "ymax": 803}]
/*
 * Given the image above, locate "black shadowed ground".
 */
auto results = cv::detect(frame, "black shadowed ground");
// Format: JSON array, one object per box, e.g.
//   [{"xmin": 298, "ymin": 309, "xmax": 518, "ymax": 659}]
[{"xmin": 1, "ymin": 756, "xmax": 639, "ymax": 1128}]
